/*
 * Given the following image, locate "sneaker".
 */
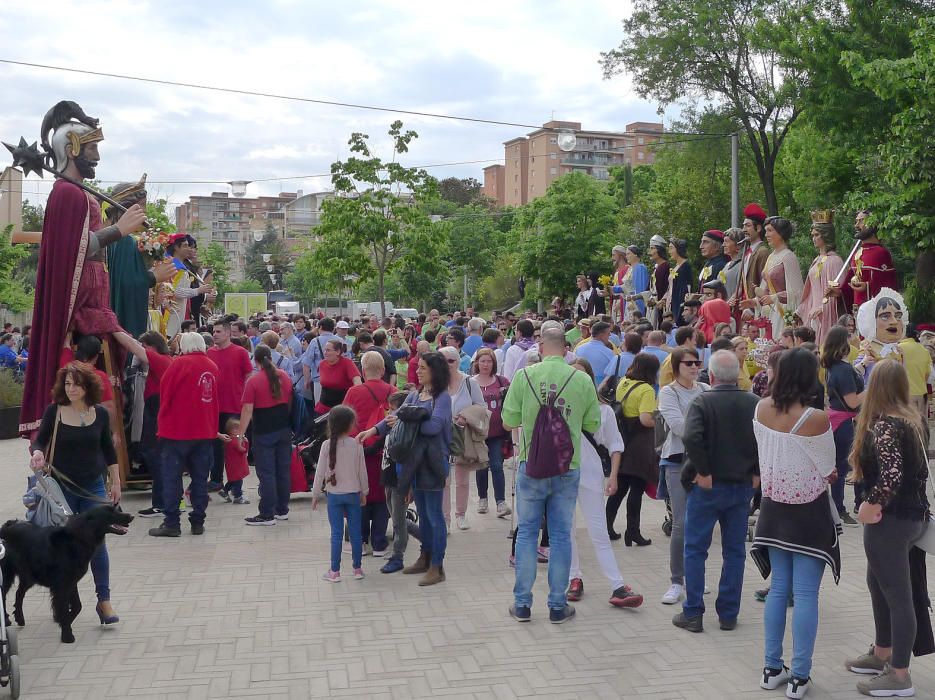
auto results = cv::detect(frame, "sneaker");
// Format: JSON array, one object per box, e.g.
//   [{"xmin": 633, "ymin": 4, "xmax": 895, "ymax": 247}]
[
  {"xmin": 232, "ymin": 495, "xmax": 250, "ymax": 505},
  {"xmin": 509, "ymin": 604, "xmax": 531, "ymax": 622},
  {"xmin": 190, "ymin": 522, "xmax": 205, "ymax": 535},
  {"xmin": 549, "ymin": 604, "xmax": 576, "ymax": 624},
  {"xmin": 497, "ymin": 501, "xmax": 512, "ymax": 518},
  {"xmin": 508, "ymin": 554, "xmax": 515, "ymax": 567},
  {"xmin": 477, "ymin": 498, "xmax": 489, "ymax": 514},
  {"xmin": 380, "ymin": 557, "xmax": 404, "ymax": 574},
  {"xmin": 566, "ymin": 577, "xmax": 584, "ymax": 602},
  {"xmin": 353, "ymin": 568, "xmax": 365, "ymax": 580},
  {"xmin": 846, "ymin": 646, "xmax": 888, "ymax": 675},
  {"xmin": 206, "ymin": 481, "xmax": 223, "ymax": 492},
  {"xmin": 537, "ymin": 546, "xmax": 550, "ymax": 563},
  {"xmin": 322, "ymin": 570, "xmax": 341, "ymax": 583},
  {"xmin": 363, "ymin": 543, "xmax": 373, "ymax": 556},
  {"xmin": 672, "ymin": 611, "xmax": 703, "ymax": 632},
  {"xmin": 371, "ymin": 549, "xmax": 387, "ymax": 558},
  {"xmin": 609, "ymin": 585, "xmax": 643, "ymax": 608},
  {"xmin": 786, "ymin": 676, "xmax": 810, "ymax": 699},
  {"xmin": 138, "ymin": 507, "xmax": 163, "ymax": 518},
  {"xmin": 456, "ymin": 515, "xmax": 470, "ymax": 530},
  {"xmin": 840, "ymin": 511, "xmax": 859, "ymax": 527},
  {"xmin": 178, "ymin": 499, "xmax": 186, "ymax": 512},
  {"xmin": 755, "ymin": 587, "xmax": 770, "ymax": 602},
  {"xmin": 148, "ymin": 525, "xmax": 181, "ymax": 538},
  {"xmin": 661, "ymin": 583, "xmax": 684, "ymax": 605},
  {"xmin": 719, "ymin": 618, "xmax": 737, "ymax": 631},
  {"xmin": 704, "ymin": 583, "xmax": 711, "ymax": 594},
  {"xmin": 856, "ymin": 667, "xmax": 914, "ymax": 696},
  {"xmin": 274, "ymin": 513, "xmax": 289, "ymax": 521},
  {"xmin": 245, "ymin": 515, "xmax": 276, "ymax": 526},
  {"xmin": 760, "ymin": 666, "xmax": 792, "ymax": 690},
  {"xmin": 218, "ymin": 489, "xmax": 231, "ymax": 503}
]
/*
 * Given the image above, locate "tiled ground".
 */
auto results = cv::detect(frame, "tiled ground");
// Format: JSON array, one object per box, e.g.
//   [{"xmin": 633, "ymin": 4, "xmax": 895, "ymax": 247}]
[{"xmin": 1, "ymin": 438, "xmax": 934, "ymax": 699}]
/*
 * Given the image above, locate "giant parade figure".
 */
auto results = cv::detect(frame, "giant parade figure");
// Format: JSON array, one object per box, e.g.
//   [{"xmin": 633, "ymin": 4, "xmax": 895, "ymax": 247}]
[
  {"xmin": 826, "ymin": 209, "xmax": 898, "ymax": 314},
  {"xmin": 9, "ymin": 101, "xmax": 148, "ymax": 435}
]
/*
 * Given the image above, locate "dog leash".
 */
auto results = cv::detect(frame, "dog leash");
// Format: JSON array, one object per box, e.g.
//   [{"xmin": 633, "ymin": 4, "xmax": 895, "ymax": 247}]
[{"xmin": 49, "ymin": 466, "xmax": 115, "ymax": 506}]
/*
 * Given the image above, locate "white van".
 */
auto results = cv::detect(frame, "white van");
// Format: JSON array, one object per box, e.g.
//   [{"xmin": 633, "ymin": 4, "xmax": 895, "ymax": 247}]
[{"xmin": 394, "ymin": 308, "xmax": 419, "ymax": 320}]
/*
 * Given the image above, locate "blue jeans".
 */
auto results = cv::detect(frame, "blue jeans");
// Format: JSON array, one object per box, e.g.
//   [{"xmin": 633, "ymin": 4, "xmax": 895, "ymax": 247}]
[
  {"xmin": 141, "ymin": 395, "xmax": 163, "ymax": 509},
  {"xmin": 161, "ymin": 439, "xmax": 213, "ymax": 529},
  {"xmin": 61, "ymin": 477, "xmax": 110, "ymax": 602},
  {"xmin": 764, "ymin": 547, "xmax": 826, "ymax": 679},
  {"xmin": 327, "ymin": 492, "xmax": 362, "ymax": 571},
  {"xmin": 414, "ymin": 489, "xmax": 447, "ymax": 566},
  {"xmin": 361, "ymin": 502, "xmax": 390, "ymax": 552},
  {"xmin": 475, "ymin": 436, "xmax": 506, "ymax": 502},
  {"xmin": 513, "ymin": 463, "xmax": 580, "ymax": 610},
  {"xmin": 831, "ymin": 418, "xmax": 854, "ymax": 513},
  {"xmin": 683, "ymin": 482, "xmax": 754, "ymax": 621},
  {"xmin": 254, "ymin": 428, "xmax": 293, "ymax": 518}
]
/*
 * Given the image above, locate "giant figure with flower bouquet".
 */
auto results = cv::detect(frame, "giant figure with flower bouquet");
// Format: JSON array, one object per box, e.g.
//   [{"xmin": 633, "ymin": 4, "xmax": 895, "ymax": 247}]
[{"xmin": 104, "ymin": 174, "xmax": 176, "ymax": 339}]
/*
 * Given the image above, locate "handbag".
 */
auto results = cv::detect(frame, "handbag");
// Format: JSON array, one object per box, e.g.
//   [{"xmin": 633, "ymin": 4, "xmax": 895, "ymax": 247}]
[
  {"xmin": 33, "ymin": 409, "xmax": 73, "ymax": 527},
  {"xmin": 912, "ymin": 432, "xmax": 935, "ymax": 554}
]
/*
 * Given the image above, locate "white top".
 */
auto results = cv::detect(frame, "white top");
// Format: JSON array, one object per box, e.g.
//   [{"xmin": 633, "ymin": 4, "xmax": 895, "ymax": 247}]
[
  {"xmin": 753, "ymin": 406, "xmax": 836, "ymax": 504},
  {"xmin": 578, "ymin": 403, "xmax": 625, "ymax": 492},
  {"xmin": 657, "ymin": 382, "xmax": 709, "ymax": 459}
]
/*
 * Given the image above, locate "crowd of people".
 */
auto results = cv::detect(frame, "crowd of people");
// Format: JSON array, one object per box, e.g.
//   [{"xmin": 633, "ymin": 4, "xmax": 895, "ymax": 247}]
[{"xmin": 19, "ymin": 185, "xmax": 935, "ymax": 698}]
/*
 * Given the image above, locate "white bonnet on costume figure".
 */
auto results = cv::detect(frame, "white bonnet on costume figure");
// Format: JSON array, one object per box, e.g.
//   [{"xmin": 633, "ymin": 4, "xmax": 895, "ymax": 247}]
[{"xmin": 856, "ymin": 287, "xmax": 907, "ymax": 342}]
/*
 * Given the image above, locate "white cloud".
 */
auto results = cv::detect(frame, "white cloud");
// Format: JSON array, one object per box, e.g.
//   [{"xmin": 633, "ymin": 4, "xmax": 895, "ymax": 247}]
[{"xmin": 0, "ymin": 0, "xmax": 670, "ymax": 214}]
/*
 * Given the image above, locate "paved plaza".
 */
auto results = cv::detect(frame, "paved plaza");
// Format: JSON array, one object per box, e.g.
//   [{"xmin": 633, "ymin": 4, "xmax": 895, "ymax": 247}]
[{"xmin": 2, "ymin": 438, "xmax": 934, "ymax": 700}]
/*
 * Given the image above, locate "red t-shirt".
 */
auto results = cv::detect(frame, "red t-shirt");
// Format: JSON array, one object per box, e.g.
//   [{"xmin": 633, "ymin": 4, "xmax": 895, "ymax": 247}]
[
  {"xmin": 407, "ymin": 355, "xmax": 420, "ymax": 387},
  {"xmin": 144, "ymin": 349, "xmax": 173, "ymax": 400},
  {"xmin": 315, "ymin": 357, "xmax": 360, "ymax": 412},
  {"xmin": 157, "ymin": 353, "xmax": 220, "ymax": 440},
  {"xmin": 242, "ymin": 369, "xmax": 293, "ymax": 409},
  {"xmin": 207, "ymin": 343, "xmax": 253, "ymax": 413},
  {"xmin": 224, "ymin": 438, "xmax": 250, "ymax": 481}
]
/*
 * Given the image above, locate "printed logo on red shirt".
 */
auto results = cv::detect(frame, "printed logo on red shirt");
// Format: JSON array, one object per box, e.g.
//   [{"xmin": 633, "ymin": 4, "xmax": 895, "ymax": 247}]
[{"xmin": 198, "ymin": 371, "xmax": 217, "ymax": 404}]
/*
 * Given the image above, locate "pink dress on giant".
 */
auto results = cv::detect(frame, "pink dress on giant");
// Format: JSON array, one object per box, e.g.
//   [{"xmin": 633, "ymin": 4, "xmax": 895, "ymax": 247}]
[{"xmin": 795, "ymin": 251, "xmax": 845, "ymax": 346}]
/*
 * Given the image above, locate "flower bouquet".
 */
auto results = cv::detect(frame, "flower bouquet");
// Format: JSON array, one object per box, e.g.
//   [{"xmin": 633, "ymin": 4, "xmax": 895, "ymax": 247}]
[
  {"xmin": 597, "ymin": 274, "xmax": 612, "ymax": 289},
  {"xmin": 136, "ymin": 228, "xmax": 173, "ymax": 267}
]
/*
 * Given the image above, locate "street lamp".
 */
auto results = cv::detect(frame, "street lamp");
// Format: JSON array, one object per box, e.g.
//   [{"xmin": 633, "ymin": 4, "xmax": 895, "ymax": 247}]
[
  {"xmin": 253, "ymin": 230, "xmax": 264, "ymax": 243},
  {"xmin": 262, "ymin": 253, "xmax": 272, "ymax": 263},
  {"xmin": 229, "ymin": 180, "xmax": 251, "ymax": 197},
  {"xmin": 556, "ymin": 129, "xmax": 577, "ymax": 152},
  {"xmin": 266, "ymin": 264, "xmax": 274, "ymax": 272}
]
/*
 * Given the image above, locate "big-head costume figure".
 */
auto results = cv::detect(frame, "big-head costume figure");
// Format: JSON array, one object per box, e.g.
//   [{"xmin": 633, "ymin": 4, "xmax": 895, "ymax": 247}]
[
  {"xmin": 855, "ymin": 287, "xmax": 907, "ymax": 377},
  {"xmin": 19, "ymin": 101, "xmax": 146, "ymax": 435}
]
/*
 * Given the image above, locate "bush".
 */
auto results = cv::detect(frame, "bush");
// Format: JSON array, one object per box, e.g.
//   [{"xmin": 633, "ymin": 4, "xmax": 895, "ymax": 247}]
[{"xmin": 0, "ymin": 368, "xmax": 24, "ymax": 408}]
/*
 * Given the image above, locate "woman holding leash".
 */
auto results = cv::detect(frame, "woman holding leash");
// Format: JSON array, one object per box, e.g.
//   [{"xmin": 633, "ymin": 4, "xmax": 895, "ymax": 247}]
[{"xmin": 28, "ymin": 362, "xmax": 121, "ymax": 625}]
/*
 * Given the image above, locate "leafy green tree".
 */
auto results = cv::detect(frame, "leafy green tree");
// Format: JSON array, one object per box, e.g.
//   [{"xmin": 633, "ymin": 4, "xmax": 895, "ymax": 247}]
[
  {"xmin": 13, "ymin": 200, "xmax": 44, "ymax": 290},
  {"xmin": 245, "ymin": 223, "xmax": 292, "ymax": 291},
  {"xmin": 601, "ymin": 0, "xmax": 810, "ymax": 214},
  {"xmin": 145, "ymin": 199, "xmax": 176, "ymax": 233},
  {"xmin": 511, "ymin": 172, "xmax": 618, "ymax": 302},
  {"xmin": 0, "ymin": 225, "xmax": 31, "ymax": 312},
  {"xmin": 314, "ymin": 121, "xmax": 444, "ymax": 317},
  {"xmin": 21, "ymin": 199, "xmax": 43, "ymax": 231},
  {"xmin": 843, "ymin": 16, "xmax": 935, "ymax": 318},
  {"xmin": 438, "ymin": 177, "xmax": 483, "ymax": 206},
  {"xmin": 200, "ymin": 242, "xmax": 233, "ymax": 296}
]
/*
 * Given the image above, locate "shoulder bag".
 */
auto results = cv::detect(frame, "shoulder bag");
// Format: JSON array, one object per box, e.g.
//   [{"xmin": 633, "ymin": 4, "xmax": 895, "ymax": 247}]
[{"xmin": 33, "ymin": 408, "xmax": 73, "ymax": 527}]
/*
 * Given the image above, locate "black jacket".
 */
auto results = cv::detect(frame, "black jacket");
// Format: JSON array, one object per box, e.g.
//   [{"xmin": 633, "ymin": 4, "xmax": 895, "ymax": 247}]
[{"xmin": 681, "ymin": 384, "xmax": 759, "ymax": 488}]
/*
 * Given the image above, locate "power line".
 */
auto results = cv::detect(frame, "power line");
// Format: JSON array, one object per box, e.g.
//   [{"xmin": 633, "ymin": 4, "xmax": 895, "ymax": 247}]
[{"xmin": 0, "ymin": 58, "xmax": 555, "ymax": 131}]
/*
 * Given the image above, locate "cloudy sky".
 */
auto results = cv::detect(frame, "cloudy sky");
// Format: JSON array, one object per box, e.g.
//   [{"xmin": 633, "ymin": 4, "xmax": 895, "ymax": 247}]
[{"xmin": 0, "ymin": 1, "xmax": 667, "ymax": 219}]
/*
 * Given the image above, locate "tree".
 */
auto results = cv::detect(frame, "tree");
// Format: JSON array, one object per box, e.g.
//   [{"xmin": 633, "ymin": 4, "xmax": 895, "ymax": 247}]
[
  {"xmin": 438, "ymin": 177, "xmax": 483, "ymax": 206},
  {"xmin": 21, "ymin": 199, "xmax": 43, "ymax": 231},
  {"xmin": 0, "ymin": 226, "xmax": 32, "ymax": 312},
  {"xmin": 314, "ymin": 121, "xmax": 444, "ymax": 317},
  {"xmin": 843, "ymin": 16, "xmax": 935, "ymax": 319},
  {"xmin": 145, "ymin": 198, "xmax": 176, "ymax": 234},
  {"xmin": 601, "ymin": 0, "xmax": 810, "ymax": 215},
  {"xmin": 200, "ymin": 242, "xmax": 233, "ymax": 296},
  {"xmin": 244, "ymin": 223, "xmax": 292, "ymax": 292},
  {"xmin": 511, "ymin": 172, "xmax": 618, "ymax": 302},
  {"xmin": 445, "ymin": 205, "xmax": 505, "ymax": 306}
]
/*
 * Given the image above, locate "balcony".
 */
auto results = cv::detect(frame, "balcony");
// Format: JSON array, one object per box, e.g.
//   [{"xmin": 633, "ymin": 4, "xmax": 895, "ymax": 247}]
[{"xmin": 562, "ymin": 156, "xmax": 614, "ymax": 167}]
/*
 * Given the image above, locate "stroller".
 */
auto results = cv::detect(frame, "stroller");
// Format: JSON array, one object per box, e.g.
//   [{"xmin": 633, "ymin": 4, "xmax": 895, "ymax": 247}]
[
  {"xmin": 0, "ymin": 541, "xmax": 21, "ymax": 698},
  {"xmin": 294, "ymin": 412, "xmax": 330, "ymax": 492}
]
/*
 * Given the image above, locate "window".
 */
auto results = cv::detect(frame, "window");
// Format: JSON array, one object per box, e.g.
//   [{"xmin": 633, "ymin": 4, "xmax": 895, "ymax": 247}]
[
  {"xmin": 550, "ymin": 153, "xmax": 556, "ymax": 160},
  {"xmin": 638, "ymin": 137, "xmax": 645, "ymax": 145},
  {"xmin": 549, "ymin": 137, "xmax": 557, "ymax": 144},
  {"xmin": 514, "ymin": 160, "xmax": 518, "ymax": 167},
  {"xmin": 514, "ymin": 174, "xmax": 518, "ymax": 182},
  {"xmin": 638, "ymin": 152, "xmax": 645, "ymax": 160},
  {"xmin": 549, "ymin": 167, "xmax": 557, "ymax": 175},
  {"xmin": 531, "ymin": 170, "xmax": 535, "ymax": 178}
]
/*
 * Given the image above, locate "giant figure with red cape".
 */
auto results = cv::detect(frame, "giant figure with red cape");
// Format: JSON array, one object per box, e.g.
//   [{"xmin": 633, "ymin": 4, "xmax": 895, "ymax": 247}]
[{"xmin": 19, "ymin": 101, "xmax": 148, "ymax": 435}]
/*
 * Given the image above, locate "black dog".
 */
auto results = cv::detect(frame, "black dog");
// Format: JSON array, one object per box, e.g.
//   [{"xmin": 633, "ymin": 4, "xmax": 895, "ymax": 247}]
[{"xmin": 1, "ymin": 505, "xmax": 133, "ymax": 643}]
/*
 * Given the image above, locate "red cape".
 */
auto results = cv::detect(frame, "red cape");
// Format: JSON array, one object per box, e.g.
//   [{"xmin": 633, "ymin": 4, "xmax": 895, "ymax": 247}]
[
  {"xmin": 697, "ymin": 299, "xmax": 732, "ymax": 343},
  {"xmin": 20, "ymin": 180, "xmax": 91, "ymax": 435},
  {"xmin": 842, "ymin": 242, "xmax": 898, "ymax": 310}
]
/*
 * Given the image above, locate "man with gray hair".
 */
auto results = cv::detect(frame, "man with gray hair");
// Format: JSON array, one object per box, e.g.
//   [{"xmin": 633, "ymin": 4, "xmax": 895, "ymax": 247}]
[
  {"xmin": 462, "ymin": 316, "xmax": 486, "ymax": 358},
  {"xmin": 673, "ymin": 350, "xmax": 759, "ymax": 633}
]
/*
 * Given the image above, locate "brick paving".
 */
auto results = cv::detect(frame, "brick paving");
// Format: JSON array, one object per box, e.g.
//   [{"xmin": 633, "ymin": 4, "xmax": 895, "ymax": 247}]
[{"xmin": 1, "ymin": 438, "xmax": 934, "ymax": 699}]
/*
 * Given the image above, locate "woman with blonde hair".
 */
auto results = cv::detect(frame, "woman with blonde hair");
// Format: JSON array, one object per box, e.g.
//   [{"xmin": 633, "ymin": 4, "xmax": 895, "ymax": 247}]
[{"xmin": 844, "ymin": 361, "xmax": 929, "ymax": 697}]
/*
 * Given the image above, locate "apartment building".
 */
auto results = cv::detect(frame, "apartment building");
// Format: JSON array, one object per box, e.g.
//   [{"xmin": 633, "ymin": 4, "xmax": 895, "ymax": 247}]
[{"xmin": 483, "ymin": 120, "xmax": 664, "ymax": 207}]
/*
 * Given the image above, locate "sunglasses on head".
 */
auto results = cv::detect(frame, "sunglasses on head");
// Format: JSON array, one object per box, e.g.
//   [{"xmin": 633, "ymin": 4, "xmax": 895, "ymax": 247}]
[{"xmin": 682, "ymin": 360, "xmax": 703, "ymax": 367}]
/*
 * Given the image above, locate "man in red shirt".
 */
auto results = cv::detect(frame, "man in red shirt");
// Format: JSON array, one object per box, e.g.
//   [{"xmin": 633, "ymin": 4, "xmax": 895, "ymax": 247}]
[
  {"xmin": 150, "ymin": 332, "xmax": 220, "ymax": 537},
  {"xmin": 206, "ymin": 320, "xmax": 254, "ymax": 490}
]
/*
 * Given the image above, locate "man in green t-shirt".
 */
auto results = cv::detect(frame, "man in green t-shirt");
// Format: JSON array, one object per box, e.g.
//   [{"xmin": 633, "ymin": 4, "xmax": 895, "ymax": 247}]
[{"xmin": 502, "ymin": 327, "xmax": 601, "ymax": 624}]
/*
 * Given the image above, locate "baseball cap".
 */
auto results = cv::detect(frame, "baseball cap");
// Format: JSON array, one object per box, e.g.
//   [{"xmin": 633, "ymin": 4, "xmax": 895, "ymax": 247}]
[{"xmin": 335, "ymin": 321, "xmax": 350, "ymax": 329}]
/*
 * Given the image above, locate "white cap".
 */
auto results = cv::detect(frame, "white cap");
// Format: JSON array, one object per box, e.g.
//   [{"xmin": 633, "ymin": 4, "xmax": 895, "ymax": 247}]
[{"xmin": 335, "ymin": 320, "xmax": 350, "ymax": 329}]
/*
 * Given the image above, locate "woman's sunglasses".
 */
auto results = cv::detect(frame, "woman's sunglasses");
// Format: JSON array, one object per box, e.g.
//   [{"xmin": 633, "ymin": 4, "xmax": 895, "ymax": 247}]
[{"xmin": 682, "ymin": 360, "xmax": 703, "ymax": 367}]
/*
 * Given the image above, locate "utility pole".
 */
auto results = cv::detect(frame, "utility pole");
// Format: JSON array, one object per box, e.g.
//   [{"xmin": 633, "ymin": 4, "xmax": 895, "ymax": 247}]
[
  {"xmin": 463, "ymin": 270, "xmax": 468, "ymax": 310},
  {"xmin": 730, "ymin": 132, "xmax": 740, "ymax": 229}
]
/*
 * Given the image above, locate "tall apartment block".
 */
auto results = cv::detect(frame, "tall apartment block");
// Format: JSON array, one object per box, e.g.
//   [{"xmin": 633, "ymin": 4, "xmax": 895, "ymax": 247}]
[{"xmin": 483, "ymin": 120, "xmax": 664, "ymax": 207}]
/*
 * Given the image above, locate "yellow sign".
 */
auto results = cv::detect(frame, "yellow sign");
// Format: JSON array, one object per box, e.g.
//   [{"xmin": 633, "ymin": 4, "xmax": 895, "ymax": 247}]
[{"xmin": 225, "ymin": 293, "xmax": 267, "ymax": 317}]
